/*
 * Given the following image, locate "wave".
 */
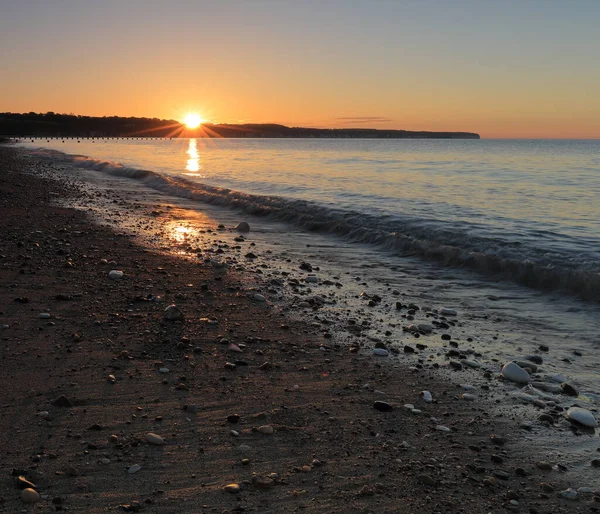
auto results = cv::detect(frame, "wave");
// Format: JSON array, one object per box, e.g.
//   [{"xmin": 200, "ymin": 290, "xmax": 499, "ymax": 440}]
[{"xmin": 33, "ymin": 149, "xmax": 600, "ymax": 302}]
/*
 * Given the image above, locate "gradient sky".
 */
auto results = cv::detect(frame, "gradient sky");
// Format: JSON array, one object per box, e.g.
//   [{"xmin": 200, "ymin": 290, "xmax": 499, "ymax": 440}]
[{"xmin": 1, "ymin": 0, "xmax": 599, "ymax": 138}]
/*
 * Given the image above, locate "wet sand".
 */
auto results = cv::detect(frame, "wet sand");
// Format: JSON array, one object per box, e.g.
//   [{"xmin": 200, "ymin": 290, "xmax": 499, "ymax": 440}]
[{"xmin": 0, "ymin": 145, "xmax": 596, "ymax": 513}]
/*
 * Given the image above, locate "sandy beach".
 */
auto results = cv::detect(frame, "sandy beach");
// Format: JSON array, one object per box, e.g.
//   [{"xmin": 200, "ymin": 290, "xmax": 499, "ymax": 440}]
[{"xmin": 0, "ymin": 144, "xmax": 597, "ymax": 513}]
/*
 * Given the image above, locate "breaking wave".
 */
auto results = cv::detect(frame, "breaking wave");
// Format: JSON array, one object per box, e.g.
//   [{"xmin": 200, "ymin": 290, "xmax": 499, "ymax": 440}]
[{"xmin": 33, "ymin": 149, "xmax": 600, "ymax": 301}]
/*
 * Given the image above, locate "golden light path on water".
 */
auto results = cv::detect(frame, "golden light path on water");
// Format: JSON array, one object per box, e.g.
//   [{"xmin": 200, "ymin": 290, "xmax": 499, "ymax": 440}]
[{"xmin": 185, "ymin": 138, "xmax": 200, "ymax": 174}]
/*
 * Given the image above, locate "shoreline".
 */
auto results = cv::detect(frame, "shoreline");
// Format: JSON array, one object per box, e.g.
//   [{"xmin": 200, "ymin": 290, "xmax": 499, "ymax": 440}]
[{"xmin": 0, "ymin": 145, "xmax": 597, "ymax": 512}]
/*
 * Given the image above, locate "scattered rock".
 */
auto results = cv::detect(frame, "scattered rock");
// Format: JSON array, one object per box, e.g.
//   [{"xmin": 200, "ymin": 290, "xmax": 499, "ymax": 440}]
[
  {"xmin": 257, "ymin": 425, "xmax": 274, "ymax": 434},
  {"xmin": 374, "ymin": 401, "xmax": 393, "ymax": 412},
  {"xmin": 235, "ymin": 222, "xmax": 250, "ymax": 232},
  {"xmin": 163, "ymin": 305, "xmax": 184, "ymax": 321},
  {"xmin": 417, "ymin": 474, "xmax": 437, "ymax": 486},
  {"xmin": 224, "ymin": 483, "xmax": 240, "ymax": 494},
  {"xmin": 51, "ymin": 395, "xmax": 73, "ymax": 407},
  {"xmin": 108, "ymin": 270, "xmax": 124, "ymax": 280},
  {"xmin": 21, "ymin": 488, "xmax": 39, "ymax": 504},
  {"xmin": 560, "ymin": 383, "xmax": 579, "ymax": 396},
  {"xmin": 501, "ymin": 362, "xmax": 530, "ymax": 384},
  {"xmin": 145, "ymin": 433, "xmax": 165, "ymax": 445},
  {"xmin": 128, "ymin": 464, "xmax": 141, "ymax": 474},
  {"xmin": 566, "ymin": 407, "xmax": 597, "ymax": 428}
]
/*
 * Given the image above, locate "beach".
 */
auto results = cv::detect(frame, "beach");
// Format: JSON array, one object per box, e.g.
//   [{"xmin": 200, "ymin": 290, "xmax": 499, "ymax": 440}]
[{"xmin": 0, "ymin": 144, "xmax": 598, "ymax": 513}]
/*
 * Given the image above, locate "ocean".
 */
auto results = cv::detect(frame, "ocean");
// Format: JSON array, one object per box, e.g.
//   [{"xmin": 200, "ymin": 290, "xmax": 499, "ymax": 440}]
[{"xmin": 18, "ymin": 138, "xmax": 600, "ymax": 449}]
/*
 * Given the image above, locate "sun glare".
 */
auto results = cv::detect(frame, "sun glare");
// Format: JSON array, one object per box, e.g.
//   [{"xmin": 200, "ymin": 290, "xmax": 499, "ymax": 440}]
[{"xmin": 183, "ymin": 113, "xmax": 204, "ymax": 129}]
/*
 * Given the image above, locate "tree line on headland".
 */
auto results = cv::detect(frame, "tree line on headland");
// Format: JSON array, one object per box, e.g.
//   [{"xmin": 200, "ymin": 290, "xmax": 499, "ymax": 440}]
[{"xmin": 0, "ymin": 112, "xmax": 480, "ymax": 139}]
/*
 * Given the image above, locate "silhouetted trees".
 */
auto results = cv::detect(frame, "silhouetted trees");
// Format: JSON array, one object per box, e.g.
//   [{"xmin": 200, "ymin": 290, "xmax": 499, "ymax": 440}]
[{"xmin": 0, "ymin": 112, "xmax": 480, "ymax": 139}]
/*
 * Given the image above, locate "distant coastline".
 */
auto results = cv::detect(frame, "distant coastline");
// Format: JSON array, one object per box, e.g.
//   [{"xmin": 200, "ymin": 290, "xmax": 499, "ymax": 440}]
[{"xmin": 0, "ymin": 112, "xmax": 480, "ymax": 139}]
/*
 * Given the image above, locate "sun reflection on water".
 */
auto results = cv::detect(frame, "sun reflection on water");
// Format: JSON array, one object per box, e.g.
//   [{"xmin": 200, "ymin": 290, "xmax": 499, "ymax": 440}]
[{"xmin": 186, "ymin": 138, "xmax": 200, "ymax": 173}]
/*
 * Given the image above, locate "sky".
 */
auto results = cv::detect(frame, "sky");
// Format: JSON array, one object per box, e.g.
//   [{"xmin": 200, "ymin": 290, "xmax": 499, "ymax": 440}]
[{"xmin": 1, "ymin": 0, "xmax": 599, "ymax": 138}]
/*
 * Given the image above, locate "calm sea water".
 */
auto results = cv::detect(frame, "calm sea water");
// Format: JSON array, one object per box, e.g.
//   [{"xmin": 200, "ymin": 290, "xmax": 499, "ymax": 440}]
[{"xmin": 21, "ymin": 138, "xmax": 600, "ymax": 299}]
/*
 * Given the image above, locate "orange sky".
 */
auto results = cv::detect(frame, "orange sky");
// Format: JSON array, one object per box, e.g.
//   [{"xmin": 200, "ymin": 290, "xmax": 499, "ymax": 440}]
[{"xmin": 1, "ymin": 1, "xmax": 599, "ymax": 139}]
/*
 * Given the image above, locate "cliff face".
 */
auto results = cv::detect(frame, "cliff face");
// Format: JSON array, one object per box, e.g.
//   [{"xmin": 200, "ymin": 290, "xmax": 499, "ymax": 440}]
[{"xmin": 0, "ymin": 113, "xmax": 480, "ymax": 139}]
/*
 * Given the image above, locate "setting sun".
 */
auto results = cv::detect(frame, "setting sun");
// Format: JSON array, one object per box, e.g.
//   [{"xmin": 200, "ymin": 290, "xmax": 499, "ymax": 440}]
[{"xmin": 183, "ymin": 113, "xmax": 204, "ymax": 129}]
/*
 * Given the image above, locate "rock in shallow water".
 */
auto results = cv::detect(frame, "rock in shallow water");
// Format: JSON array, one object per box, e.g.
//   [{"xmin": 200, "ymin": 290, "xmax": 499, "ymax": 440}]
[
  {"xmin": 501, "ymin": 362, "xmax": 530, "ymax": 384},
  {"xmin": 566, "ymin": 407, "xmax": 597, "ymax": 428}
]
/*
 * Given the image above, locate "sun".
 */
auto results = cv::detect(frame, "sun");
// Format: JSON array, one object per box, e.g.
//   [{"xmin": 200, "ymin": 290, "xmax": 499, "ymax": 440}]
[{"xmin": 183, "ymin": 113, "xmax": 204, "ymax": 129}]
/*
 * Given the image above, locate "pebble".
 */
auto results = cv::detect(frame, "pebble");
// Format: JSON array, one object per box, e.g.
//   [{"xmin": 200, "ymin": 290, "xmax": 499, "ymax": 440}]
[
  {"xmin": 449, "ymin": 360, "xmax": 463, "ymax": 370},
  {"xmin": 435, "ymin": 425, "xmax": 451, "ymax": 432},
  {"xmin": 305, "ymin": 275, "xmax": 319, "ymax": 283},
  {"xmin": 417, "ymin": 474, "xmax": 437, "ymax": 486},
  {"xmin": 145, "ymin": 433, "xmax": 165, "ymax": 445},
  {"xmin": 101, "ymin": 458, "xmax": 111, "ymax": 464},
  {"xmin": 235, "ymin": 222, "xmax": 250, "ymax": 232},
  {"xmin": 463, "ymin": 360, "xmax": 481, "ymax": 368},
  {"xmin": 373, "ymin": 348, "xmax": 389, "ymax": 356},
  {"xmin": 373, "ymin": 401, "xmax": 393, "ymax": 412},
  {"xmin": 461, "ymin": 393, "xmax": 476, "ymax": 401},
  {"xmin": 501, "ymin": 362, "xmax": 530, "ymax": 384},
  {"xmin": 163, "ymin": 305, "xmax": 184, "ymax": 321},
  {"xmin": 39, "ymin": 313, "xmax": 51, "ymax": 319},
  {"xmin": 421, "ymin": 391, "xmax": 433, "ymax": 403},
  {"xmin": 108, "ymin": 270, "xmax": 124, "ymax": 279},
  {"xmin": 560, "ymin": 488, "xmax": 578, "ymax": 499},
  {"xmin": 128, "ymin": 464, "xmax": 141, "ymax": 474},
  {"xmin": 560, "ymin": 383, "xmax": 579, "ymax": 396},
  {"xmin": 417, "ymin": 323, "xmax": 433, "ymax": 333},
  {"xmin": 253, "ymin": 294, "xmax": 266, "ymax": 302},
  {"xmin": 566, "ymin": 407, "xmax": 598, "ymax": 428},
  {"xmin": 257, "ymin": 425, "xmax": 274, "ymax": 434},
  {"xmin": 51, "ymin": 395, "xmax": 72, "ymax": 407},
  {"xmin": 224, "ymin": 483, "xmax": 240, "ymax": 493},
  {"xmin": 158, "ymin": 367, "xmax": 169, "ymax": 373},
  {"xmin": 21, "ymin": 488, "xmax": 39, "ymax": 504},
  {"xmin": 439, "ymin": 308, "xmax": 457, "ymax": 316}
]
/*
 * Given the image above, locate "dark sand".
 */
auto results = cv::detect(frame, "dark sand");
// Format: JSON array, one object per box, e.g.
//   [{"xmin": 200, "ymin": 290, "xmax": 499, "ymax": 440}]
[{"xmin": 0, "ymin": 145, "xmax": 594, "ymax": 513}]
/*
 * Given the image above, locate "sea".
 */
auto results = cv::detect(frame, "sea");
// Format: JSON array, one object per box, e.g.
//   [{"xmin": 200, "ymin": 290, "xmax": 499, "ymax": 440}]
[{"xmin": 17, "ymin": 137, "xmax": 600, "ymax": 473}]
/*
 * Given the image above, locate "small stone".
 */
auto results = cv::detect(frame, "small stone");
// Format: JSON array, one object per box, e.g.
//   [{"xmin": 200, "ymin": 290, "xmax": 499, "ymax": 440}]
[
  {"xmin": 449, "ymin": 360, "xmax": 463, "ymax": 370},
  {"xmin": 560, "ymin": 383, "xmax": 579, "ymax": 396},
  {"xmin": 417, "ymin": 474, "xmax": 437, "ymax": 486},
  {"xmin": 560, "ymin": 488, "xmax": 578, "ymax": 499},
  {"xmin": 128, "ymin": 464, "xmax": 141, "ymax": 474},
  {"xmin": 373, "ymin": 401, "xmax": 393, "ymax": 412},
  {"xmin": 253, "ymin": 294, "xmax": 266, "ymax": 302},
  {"xmin": 21, "ymin": 488, "xmax": 39, "ymax": 504},
  {"xmin": 145, "ymin": 433, "xmax": 164, "ymax": 445},
  {"xmin": 417, "ymin": 323, "xmax": 433, "ymax": 333},
  {"xmin": 227, "ymin": 414, "xmax": 241, "ymax": 424},
  {"xmin": 64, "ymin": 465, "xmax": 79, "ymax": 477},
  {"xmin": 501, "ymin": 362, "xmax": 530, "ymax": 384},
  {"xmin": 439, "ymin": 308, "xmax": 457, "ymax": 316},
  {"xmin": 566, "ymin": 407, "xmax": 597, "ymax": 428},
  {"xmin": 164, "ymin": 305, "xmax": 184, "ymax": 321},
  {"xmin": 108, "ymin": 270, "xmax": 124, "ymax": 280},
  {"xmin": 540, "ymin": 482, "xmax": 554, "ymax": 493},
  {"xmin": 224, "ymin": 483, "xmax": 240, "ymax": 493},
  {"xmin": 421, "ymin": 391, "xmax": 432, "ymax": 403},
  {"xmin": 536, "ymin": 461, "xmax": 553, "ymax": 470},
  {"xmin": 252, "ymin": 476, "xmax": 275, "ymax": 489},
  {"xmin": 373, "ymin": 348, "xmax": 389, "ymax": 356},
  {"xmin": 257, "ymin": 425, "xmax": 274, "ymax": 434},
  {"xmin": 436, "ymin": 425, "xmax": 451, "ymax": 432},
  {"xmin": 52, "ymin": 395, "xmax": 72, "ymax": 407},
  {"xmin": 235, "ymin": 222, "xmax": 250, "ymax": 232},
  {"xmin": 101, "ymin": 458, "xmax": 111, "ymax": 464},
  {"xmin": 39, "ymin": 313, "xmax": 51, "ymax": 319}
]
